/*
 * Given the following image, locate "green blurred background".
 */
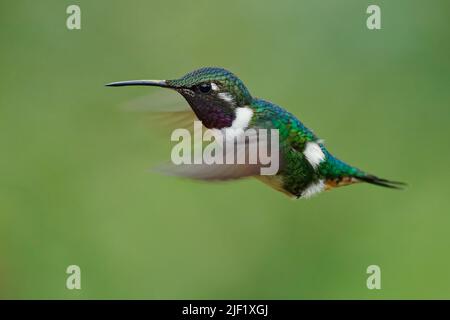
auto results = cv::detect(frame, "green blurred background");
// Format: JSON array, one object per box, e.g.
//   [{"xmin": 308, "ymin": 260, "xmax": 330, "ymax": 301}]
[{"xmin": 1, "ymin": 0, "xmax": 449, "ymax": 299}]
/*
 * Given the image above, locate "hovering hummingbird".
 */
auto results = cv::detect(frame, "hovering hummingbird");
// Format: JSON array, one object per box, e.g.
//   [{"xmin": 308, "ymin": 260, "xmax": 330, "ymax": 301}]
[{"xmin": 106, "ymin": 67, "xmax": 404, "ymax": 198}]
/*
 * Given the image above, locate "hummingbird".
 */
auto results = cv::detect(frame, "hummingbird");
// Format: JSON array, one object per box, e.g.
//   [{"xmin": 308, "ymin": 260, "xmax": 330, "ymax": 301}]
[{"xmin": 106, "ymin": 67, "xmax": 404, "ymax": 198}]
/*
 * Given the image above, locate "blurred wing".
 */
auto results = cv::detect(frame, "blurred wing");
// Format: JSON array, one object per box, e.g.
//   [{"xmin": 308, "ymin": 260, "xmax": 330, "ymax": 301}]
[
  {"xmin": 121, "ymin": 91, "xmax": 198, "ymax": 131},
  {"xmin": 155, "ymin": 129, "xmax": 281, "ymax": 181},
  {"xmin": 155, "ymin": 163, "xmax": 261, "ymax": 181},
  {"xmin": 121, "ymin": 94, "xmax": 283, "ymax": 181},
  {"xmin": 121, "ymin": 90, "xmax": 189, "ymax": 112}
]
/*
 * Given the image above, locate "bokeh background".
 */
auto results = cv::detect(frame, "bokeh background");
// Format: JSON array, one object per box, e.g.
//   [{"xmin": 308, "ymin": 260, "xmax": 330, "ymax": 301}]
[{"xmin": 1, "ymin": 0, "xmax": 449, "ymax": 299}]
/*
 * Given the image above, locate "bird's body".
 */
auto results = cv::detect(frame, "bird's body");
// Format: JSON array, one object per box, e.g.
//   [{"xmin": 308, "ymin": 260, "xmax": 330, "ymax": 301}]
[
  {"xmin": 239, "ymin": 98, "xmax": 367, "ymax": 198},
  {"xmin": 107, "ymin": 67, "xmax": 403, "ymax": 198}
]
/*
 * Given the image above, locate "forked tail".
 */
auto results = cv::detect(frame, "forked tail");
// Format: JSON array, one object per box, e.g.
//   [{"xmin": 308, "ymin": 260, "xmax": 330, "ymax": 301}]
[{"xmin": 319, "ymin": 151, "xmax": 406, "ymax": 190}]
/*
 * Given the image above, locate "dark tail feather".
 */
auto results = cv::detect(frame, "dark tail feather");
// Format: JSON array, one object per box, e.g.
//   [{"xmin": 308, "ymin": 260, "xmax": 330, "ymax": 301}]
[
  {"xmin": 320, "ymin": 151, "xmax": 406, "ymax": 190},
  {"xmin": 357, "ymin": 174, "xmax": 406, "ymax": 189}
]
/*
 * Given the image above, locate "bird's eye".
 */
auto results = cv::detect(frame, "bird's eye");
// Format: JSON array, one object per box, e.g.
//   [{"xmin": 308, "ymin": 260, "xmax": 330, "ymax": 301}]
[{"xmin": 198, "ymin": 83, "xmax": 212, "ymax": 93}]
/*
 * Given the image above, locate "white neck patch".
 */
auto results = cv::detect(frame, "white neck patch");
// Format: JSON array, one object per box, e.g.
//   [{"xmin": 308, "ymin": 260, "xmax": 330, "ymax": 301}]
[
  {"xmin": 221, "ymin": 106, "xmax": 253, "ymax": 138},
  {"xmin": 231, "ymin": 107, "xmax": 253, "ymax": 130}
]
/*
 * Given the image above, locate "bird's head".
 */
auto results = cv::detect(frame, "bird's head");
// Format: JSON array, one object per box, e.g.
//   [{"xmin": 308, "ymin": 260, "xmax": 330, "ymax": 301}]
[{"xmin": 106, "ymin": 67, "xmax": 253, "ymax": 128}]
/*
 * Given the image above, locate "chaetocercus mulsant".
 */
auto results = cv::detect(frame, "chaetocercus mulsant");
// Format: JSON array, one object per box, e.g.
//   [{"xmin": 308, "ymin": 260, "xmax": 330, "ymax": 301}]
[{"xmin": 107, "ymin": 67, "xmax": 405, "ymax": 199}]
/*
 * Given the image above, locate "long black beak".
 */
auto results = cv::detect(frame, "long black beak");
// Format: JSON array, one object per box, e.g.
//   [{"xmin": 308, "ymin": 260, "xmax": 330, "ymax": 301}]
[{"xmin": 105, "ymin": 80, "xmax": 170, "ymax": 88}]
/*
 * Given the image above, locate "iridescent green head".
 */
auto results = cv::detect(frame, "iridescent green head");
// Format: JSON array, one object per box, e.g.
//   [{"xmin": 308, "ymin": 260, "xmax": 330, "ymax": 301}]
[
  {"xmin": 166, "ymin": 67, "xmax": 252, "ymax": 106},
  {"xmin": 106, "ymin": 67, "xmax": 253, "ymax": 128}
]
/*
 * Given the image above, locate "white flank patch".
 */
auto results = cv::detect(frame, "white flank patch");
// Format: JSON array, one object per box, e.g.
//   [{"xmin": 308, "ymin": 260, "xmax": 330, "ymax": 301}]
[
  {"xmin": 218, "ymin": 92, "xmax": 235, "ymax": 104},
  {"xmin": 211, "ymin": 82, "xmax": 219, "ymax": 91},
  {"xmin": 301, "ymin": 179, "xmax": 325, "ymax": 198},
  {"xmin": 303, "ymin": 141, "xmax": 325, "ymax": 169}
]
